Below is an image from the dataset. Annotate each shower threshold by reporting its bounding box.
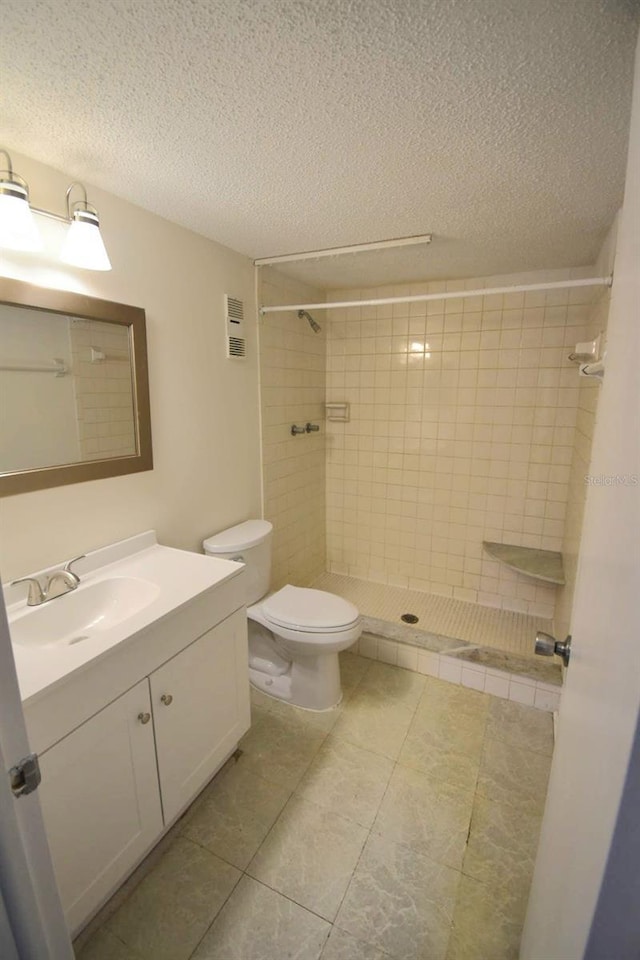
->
[311,572,562,709]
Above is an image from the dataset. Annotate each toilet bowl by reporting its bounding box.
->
[203,520,362,710]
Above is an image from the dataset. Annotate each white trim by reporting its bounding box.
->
[254,233,433,266]
[259,276,613,315]
[0,591,73,958]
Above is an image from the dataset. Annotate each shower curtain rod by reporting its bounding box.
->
[259,276,612,315]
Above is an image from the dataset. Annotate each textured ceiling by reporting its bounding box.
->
[1,0,638,288]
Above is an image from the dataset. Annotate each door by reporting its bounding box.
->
[521,33,640,959]
[38,680,163,935]
[150,608,250,824]
[0,589,73,960]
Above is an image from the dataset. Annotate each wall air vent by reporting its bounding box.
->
[225,295,246,359]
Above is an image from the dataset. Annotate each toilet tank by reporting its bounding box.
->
[203,519,272,605]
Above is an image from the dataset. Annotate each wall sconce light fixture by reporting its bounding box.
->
[0,150,43,252]
[0,149,112,271]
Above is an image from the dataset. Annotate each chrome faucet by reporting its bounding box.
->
[12,555,86,606]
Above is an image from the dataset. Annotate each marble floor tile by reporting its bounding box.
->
[193,875,330,960]
[75,929,144,960]
[105,837,240,960]
[396,677,490,792]
[248,795,368,921]
[295,735,394,828]
[373,765,474,869]
[321,926,392,959]
[398,718,484,794]
[476,738,552,814]
[331,692,415,760]
[355,660,426,710]
[445,874,527,960]
[418,676,490,726]
[463,795,542,889]
[339,650,371,699]
[180,760,291,869]
[336,833,460,960]
[238,705,326,789]
[485,698,554,756]
[74,648,552,960]
[250,687,344,733]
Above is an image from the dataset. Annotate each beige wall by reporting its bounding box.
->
[0,151,261,579]
[258,268,326,589]
[325,269,600,618]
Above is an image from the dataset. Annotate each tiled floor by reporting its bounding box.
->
[312,572,552,658]
[75,652,553,960]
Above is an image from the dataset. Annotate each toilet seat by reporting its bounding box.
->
[262,585,359,634]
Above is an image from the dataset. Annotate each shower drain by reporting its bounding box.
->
[401,613,419,624]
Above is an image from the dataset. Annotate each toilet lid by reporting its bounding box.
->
[262,585,359,632]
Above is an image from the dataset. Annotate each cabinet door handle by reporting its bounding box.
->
[137,712,151,725]
[160,694,173,706]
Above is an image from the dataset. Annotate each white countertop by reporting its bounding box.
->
[5,532,244,704]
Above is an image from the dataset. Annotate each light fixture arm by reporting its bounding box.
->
[0,149,30,200]
[0,149,14,177]
[66,181,93,219]
[32,182,99,226]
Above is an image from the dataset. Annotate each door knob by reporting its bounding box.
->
[160,693,173,706]
[137,712,151,724]
[535,631,572,667]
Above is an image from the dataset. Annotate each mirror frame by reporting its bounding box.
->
[0,277,153,496]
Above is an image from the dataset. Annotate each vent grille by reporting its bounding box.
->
[227,298,243,320]
[225,295,246,359]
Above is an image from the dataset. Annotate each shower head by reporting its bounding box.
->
[298,309,321,333]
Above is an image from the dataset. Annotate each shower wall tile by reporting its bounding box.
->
[325,268,600,618]
[259,268,326,589]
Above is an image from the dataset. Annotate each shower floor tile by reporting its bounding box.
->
[311,571,550,658]
[76,653,552,960]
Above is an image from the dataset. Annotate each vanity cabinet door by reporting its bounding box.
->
[37,679,163,935]
[150,607,250,825]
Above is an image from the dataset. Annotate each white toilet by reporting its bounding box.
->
[203,520,362,710]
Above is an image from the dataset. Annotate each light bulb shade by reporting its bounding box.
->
[0,180,43,251]
[60,209,112,271]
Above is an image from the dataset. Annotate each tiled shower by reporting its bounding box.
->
[257,260,611,657]
[258,267,328,590]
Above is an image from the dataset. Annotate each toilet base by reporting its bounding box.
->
[249,650,343,711]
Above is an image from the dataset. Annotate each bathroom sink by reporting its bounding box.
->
[6,531,246,705]
[10,577,161,648]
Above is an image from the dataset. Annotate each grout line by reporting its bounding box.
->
[238,871,335,926]
[187,721,337,957]
[185,867,243,960]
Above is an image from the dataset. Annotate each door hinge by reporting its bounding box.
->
[9,753,41,798]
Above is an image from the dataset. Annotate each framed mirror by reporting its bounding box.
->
[0,278,152,496]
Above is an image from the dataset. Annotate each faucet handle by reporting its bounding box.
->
[64,555,86,583]
[12,577,45,606]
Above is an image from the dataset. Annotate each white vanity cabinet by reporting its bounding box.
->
[37,680,163,934]
[150,608,249,824]
[28,583,250,936]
